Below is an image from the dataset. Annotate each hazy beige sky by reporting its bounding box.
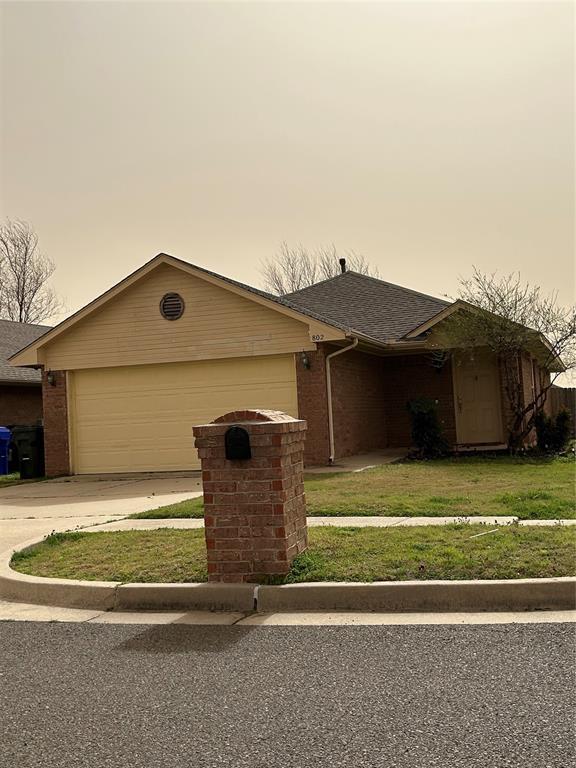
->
[1,1,574,326]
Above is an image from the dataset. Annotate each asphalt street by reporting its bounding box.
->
[1,621,574,768]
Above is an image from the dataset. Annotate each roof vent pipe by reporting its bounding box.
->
[339,258,346,273]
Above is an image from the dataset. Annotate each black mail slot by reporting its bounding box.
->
[225,426,252,461]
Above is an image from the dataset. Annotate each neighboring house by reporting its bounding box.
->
[9,253,557,477]
[0,319,51,427]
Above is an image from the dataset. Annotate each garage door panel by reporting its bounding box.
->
[70,355,297,473]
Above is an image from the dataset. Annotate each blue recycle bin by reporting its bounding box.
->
[0,427,11,476]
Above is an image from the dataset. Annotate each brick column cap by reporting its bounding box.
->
[193,410,306,438]
[214,409,300,424]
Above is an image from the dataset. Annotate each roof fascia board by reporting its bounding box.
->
[404,301,461,338]
[356,341,430,357]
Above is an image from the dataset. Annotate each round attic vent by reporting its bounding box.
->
[160,293,185,321]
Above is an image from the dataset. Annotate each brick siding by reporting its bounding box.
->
[540,368,553,417]
[42,371,70,477]
[296,345,457,462]
[498,352,551,446]
[296,345,388,464]
[296,347,330,465]
[382,353,456,447]
[0,384,43,427]
[498,354,515,444]
[330,348,387,457]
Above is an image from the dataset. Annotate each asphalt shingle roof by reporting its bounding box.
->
[171,256,449,342]
[284,271,450,342]
[0,319,51,384]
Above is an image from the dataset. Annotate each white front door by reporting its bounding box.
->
[453,349,504,445]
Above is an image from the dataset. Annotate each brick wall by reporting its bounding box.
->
[296,345,388,463]
[296,347,330,465]
[0,385,43,426]
[498,354,515,444]
[382,353,456,447]
[42,370,70,477]
[296,345,457,461]
[193,409,308,583]
[331,348,387,458]
[540,368,553,417]
[520,352,537,445]
[498,352,551,446]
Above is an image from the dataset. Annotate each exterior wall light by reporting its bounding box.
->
[301,352,311,370]
[47,371,56,386]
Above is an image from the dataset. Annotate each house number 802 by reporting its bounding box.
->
[311,334,325,341]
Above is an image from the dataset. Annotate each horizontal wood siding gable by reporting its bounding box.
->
[42,264,315,370]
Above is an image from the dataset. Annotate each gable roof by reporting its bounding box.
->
[285,271,451,342]
[9,253,352,367]
[0,319,51,383]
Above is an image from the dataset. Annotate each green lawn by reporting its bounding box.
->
[0,472,45,489]
[130,456,576,520]
[0,473,20,487]
[11,525,576,583]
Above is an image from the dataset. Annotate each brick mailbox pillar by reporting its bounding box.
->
[193,409,308,583]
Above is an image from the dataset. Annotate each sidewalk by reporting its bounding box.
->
[0,598,573,626]
[84,515,576,533]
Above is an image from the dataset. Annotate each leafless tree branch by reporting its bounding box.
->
[260,242,379,295]
[0,219,62,324]
[439,268,576,449]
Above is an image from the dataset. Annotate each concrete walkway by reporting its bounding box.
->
[84,515,576,533]
[306,448,408,474]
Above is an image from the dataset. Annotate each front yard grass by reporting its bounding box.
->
[129,455,576,520]
[11,525,576,583]
[0,473,20,487]
[0,472,45,488]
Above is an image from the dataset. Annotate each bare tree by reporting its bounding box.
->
[0,219,62,324]
[260,242,379,295]
[438,268,576,449]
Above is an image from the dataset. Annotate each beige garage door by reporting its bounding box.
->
[69,354,298,474]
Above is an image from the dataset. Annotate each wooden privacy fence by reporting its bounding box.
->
[548,386,576,437]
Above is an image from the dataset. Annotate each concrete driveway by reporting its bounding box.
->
[0,473,202,551]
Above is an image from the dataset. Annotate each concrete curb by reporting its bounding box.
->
[0,535,119,610]
[1,535,575,613]
[115,584,255,612]
[257,579,576,613]
[0,536,255,612]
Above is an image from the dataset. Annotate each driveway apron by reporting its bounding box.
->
[0,474,202,551]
